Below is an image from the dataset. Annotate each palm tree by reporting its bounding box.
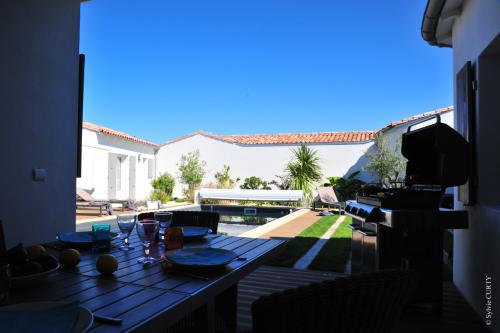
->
[286,144,322,200]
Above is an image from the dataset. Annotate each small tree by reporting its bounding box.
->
[365,135,406,187]
[178,150,206,201]
[150,172,175,203]
[240,176,271,190]
[214,165,239,189]
[286,143,322,199]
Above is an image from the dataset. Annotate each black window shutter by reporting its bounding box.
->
[77,54,85,178]
[456,61,475,205]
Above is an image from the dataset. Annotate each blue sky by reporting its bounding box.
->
[80,0,452,144]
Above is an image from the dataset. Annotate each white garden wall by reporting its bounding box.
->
[156,134,374,198]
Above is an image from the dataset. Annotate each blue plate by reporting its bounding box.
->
[56,231,118,245]
[181,227,211,240]
[165,247,238,269]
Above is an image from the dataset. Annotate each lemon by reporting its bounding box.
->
[96,254,118,275]
[59,249,81,267]
[25,245,46,259]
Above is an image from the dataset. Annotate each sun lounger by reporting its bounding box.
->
[76,187,134,214]
[312,186,345,213]
[76,187,113,216]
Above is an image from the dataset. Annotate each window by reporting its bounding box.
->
[116,157,122,191]
[148,159,154,179]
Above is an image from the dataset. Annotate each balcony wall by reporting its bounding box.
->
[0,0,81,247]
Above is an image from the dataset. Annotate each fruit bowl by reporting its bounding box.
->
[11,255,60,288]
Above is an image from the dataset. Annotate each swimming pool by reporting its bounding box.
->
[199,205,295,235]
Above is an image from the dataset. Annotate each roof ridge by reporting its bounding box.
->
[219,129,376,137]
[82,121,158,147]
[377,105,454,133]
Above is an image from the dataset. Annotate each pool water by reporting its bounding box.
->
[200,205,295,235]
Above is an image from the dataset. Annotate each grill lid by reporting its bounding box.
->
[402,114,471,188]
[345,201,385,222]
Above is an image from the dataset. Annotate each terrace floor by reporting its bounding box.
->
[237,265,489,333]
[76,207,136,221]
[76,202,194,222]
[258,210,321,239]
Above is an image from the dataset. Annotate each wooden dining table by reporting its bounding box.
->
[7,231,285,333]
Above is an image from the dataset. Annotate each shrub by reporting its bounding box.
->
[240,176,271,190]
[150,172,175,197]
[150,190,170,203]
[178,150,206,201]
[214,165,239,189]
[149,172,175,203]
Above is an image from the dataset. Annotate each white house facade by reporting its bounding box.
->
[77,107,454,202]
[422,0,500,328]
[77,122,157,201]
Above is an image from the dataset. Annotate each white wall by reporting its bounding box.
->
[449,0,500,329]
[156,134,374,197]
[77,128,156,201]
[0,0,81,247]
[381,111,455,151]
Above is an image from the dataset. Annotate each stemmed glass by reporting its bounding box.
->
[117,215,136,251]
[154,211,173,241]
[136,220,159,264]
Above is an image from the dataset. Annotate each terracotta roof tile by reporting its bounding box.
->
[89,106,454,148]
[378,106,454,132]
[162,130,375,145]
[83,122,159,147]
[220,131,376,144]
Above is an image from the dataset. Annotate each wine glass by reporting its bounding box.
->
[136,220,159,264]
[117,215,136,251]
[154,211,173,241]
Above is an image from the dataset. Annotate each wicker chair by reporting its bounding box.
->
[138,211,219,234]
[251,269,418,333]
[171,211,219,234]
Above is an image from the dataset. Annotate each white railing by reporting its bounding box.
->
[194,188,304,205]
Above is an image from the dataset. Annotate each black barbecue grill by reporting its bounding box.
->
[346,114,470,314]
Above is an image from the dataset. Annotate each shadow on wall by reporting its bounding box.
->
[344,144,376,183]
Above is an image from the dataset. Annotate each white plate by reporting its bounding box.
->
[0,302,93,333]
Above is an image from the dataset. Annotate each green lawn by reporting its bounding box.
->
[268,215,339,267]
[308,216,352,272]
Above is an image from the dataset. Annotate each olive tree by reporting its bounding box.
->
[178,150,206,201]
[364,135,406,187]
